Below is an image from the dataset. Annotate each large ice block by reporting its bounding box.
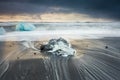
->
[16,22,36,31]
[40,38,76,57]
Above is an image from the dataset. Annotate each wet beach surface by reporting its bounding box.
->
[0,37,120,80]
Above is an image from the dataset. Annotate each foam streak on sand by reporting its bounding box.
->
[42,39,120,80]
[0,42,28,78]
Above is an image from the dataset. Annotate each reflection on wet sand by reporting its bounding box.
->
[0,38,120,80]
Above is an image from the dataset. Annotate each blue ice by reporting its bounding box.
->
[16,22,36,31]
[0,27,6,35]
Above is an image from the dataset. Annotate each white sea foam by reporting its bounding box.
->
[0,22,120,41]
[0,29,120,41]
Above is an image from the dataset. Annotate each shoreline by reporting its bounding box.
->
[0,37,120,80]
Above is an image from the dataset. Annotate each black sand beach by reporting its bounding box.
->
[0,37,120,80]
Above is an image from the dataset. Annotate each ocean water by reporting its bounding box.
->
[1,22,120,30]
[0,22,120,41]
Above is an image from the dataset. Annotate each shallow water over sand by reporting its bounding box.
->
[0,38,120,80]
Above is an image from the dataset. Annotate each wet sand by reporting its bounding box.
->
[0,37,120,80]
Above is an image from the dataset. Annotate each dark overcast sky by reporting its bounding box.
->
[0,0,120,20]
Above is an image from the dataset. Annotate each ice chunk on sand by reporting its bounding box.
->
[0,27,6,35]
[16,22,36,31]
[40,38,76,57]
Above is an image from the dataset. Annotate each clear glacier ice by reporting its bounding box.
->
[40,38,76,57]
[16,22,36,31]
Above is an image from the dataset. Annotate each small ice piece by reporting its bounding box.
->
[16,22,36,31]
[40,38,76,57]
[0,27,6,35]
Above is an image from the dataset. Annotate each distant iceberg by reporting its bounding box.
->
[16,22,36,31]
[0,27,6,35]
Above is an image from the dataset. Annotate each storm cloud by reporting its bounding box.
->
[0,0,120,20]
